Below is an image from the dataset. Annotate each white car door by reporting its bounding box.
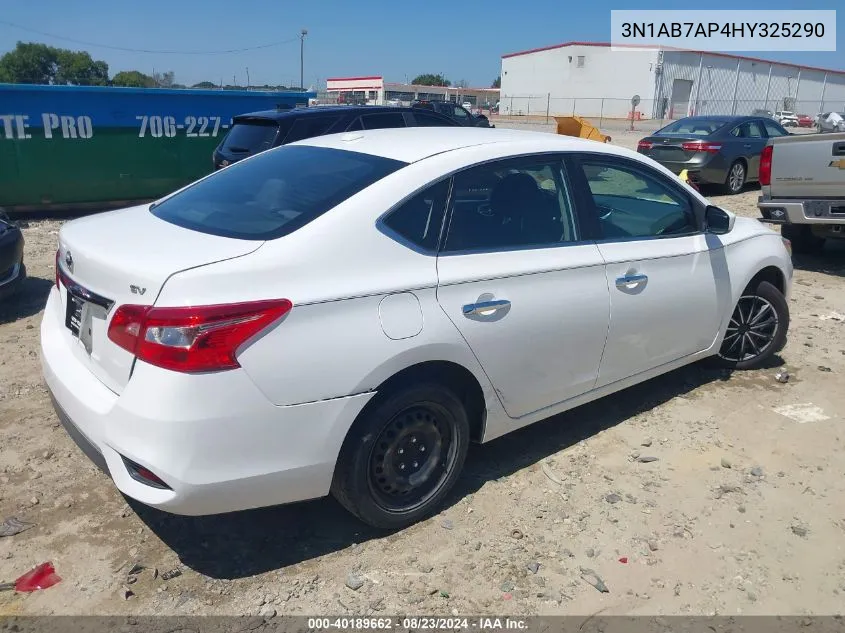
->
[572,155,721,388]
[435,155,610,419]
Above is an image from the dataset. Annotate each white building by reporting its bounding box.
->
[500,41,845,120]
[325,76,499,108]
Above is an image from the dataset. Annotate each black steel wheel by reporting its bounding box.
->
[332,383,470,529]
[717,280,788,370]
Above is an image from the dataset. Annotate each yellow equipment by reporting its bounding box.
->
[553,116,611,143]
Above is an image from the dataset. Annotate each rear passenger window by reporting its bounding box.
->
[443,156,577,252]
[381,180,450,252]
[361,113,407,129]
[763,120,786,137]
[282,116,339,143]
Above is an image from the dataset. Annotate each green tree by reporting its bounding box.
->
[0,41,109,85]
[0,42,57,84]
[492,75,501,89]
[112,70,156,88]
[55,49,109,85]
[192,81,218,89]
[411,73,450,87]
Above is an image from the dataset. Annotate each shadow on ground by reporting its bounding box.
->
[134,363,730,580]
[0,276,53,324]
[791,238,845,278]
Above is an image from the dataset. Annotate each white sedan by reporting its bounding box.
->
[41,128,792,529]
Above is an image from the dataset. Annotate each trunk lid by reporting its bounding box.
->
[56,204,263,393]
[639,135,712,162]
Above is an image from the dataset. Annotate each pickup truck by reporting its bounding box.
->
[757,132,845,252]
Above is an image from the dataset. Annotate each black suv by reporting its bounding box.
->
[411,100,493,128]
[213,105,458,169]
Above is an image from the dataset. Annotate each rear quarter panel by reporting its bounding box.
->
[767,132,845,198]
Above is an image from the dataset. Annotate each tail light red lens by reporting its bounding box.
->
[760,145,773,186]
[637,140,653,150]
[107,299,292,373]
[681,141,722,153]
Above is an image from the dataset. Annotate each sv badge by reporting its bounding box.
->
[130,285,147,295]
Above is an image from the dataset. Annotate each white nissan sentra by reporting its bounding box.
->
[41,127,792,529]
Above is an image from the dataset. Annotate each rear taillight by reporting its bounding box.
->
[760,145,773,186]
[681,141,722,153]
[637,140,653,151]
[107,299,292,373]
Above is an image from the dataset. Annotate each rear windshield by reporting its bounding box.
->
[655,119,726,136]
[220,120,281,154]
[151,145,406,240]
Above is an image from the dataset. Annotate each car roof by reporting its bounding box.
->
[677,115,762,122]
[292,127,628,163]
[234,105,423,122]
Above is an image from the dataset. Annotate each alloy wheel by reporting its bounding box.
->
[719,295,779,363]
[729,163,745,192]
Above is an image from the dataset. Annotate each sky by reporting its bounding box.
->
[0,0,843,90]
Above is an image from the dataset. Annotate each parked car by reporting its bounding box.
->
[411,100,493,128]
[774,111,799,127]
[461,101,473,110]
[43,128,792,529]
[751,108,774,119]
[637,115,790,194]
[816,112,845,133]
[758,130,845,252]
[0,215,25,300]
[212,105,459,170]
[797,114,815,128]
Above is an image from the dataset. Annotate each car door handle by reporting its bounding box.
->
[743,143,752,148]
[615,274,648,288]
[462,299,511,316]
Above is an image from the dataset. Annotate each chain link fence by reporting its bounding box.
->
[495,95,845,133]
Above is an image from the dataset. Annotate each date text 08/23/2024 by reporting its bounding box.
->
[307,618,528,630]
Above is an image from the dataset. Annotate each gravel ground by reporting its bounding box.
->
[1,124,844,617]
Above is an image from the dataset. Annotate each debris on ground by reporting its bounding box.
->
[0,562,61,592]
[440,519,454,530]
[605,493,622,504]
[818,366,832,372]
[541,461,563,485]
[160,568,182,581]
[345,572,365,591]
[618,557,628,564]
[510,529,524,540]
[637,456,659,463]
[775,371,790,383]
[0,517,35,538]
[721,457,733,469]
[526,562,540,574]
[580,568,609,593]
[791,524,809,538]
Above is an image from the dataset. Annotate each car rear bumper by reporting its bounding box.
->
[648,156,728,185]
[758,197,845,225]
[40,286,374,516]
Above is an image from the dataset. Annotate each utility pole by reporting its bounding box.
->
[246,67,250,90]
[300,29,308,90]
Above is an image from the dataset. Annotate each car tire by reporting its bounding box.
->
[715,280,789,370]
[331,382,470,530]
[723,161,746,194]
[781,224,825,254]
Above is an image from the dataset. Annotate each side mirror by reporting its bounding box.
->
[705,205,735,234]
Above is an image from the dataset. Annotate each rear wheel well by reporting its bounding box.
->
[745,266,785,295]
[362,361,487,443]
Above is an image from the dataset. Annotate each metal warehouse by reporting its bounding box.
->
[500,41,845,120]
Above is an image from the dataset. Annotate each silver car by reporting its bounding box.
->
[817,112,845,133]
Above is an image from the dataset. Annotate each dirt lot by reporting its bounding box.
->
[1,128,844,618]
